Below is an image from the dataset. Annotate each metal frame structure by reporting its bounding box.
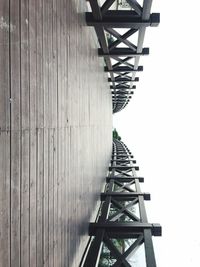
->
[81,139,161,267]
[86,0,160,113]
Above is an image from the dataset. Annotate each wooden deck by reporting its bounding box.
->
[0,1,112,266]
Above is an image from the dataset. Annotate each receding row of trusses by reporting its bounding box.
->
[86,0,160,113]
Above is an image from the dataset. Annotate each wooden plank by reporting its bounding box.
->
[68,0,78,127]
[60,129,65,267]
[20,0,30,266]
[0,0,10,266]
[29,0,37,265]
[56,0,62,266]
[48,129,54,267]
[10,71,21,267]
[43,128,49,267]
[21,129,30,267]
[47,0,54,265]
[0,0,10,131]
[56,0,62,265]
[52,0,58,265]
[0,132,10,267]
[43,0,49,264]
[36,0,44,266]
[61,0,68,265]
[62,0,68,128]
[36,129,44,267]
[36,0,44,129]
[53,129,58,267]
[68,126,76,265]
[10,0,21,266]
[29,60,37,265]
[64,126,69,266]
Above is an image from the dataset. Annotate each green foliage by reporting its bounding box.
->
[98,244,116,267]
[106,33,115,45]
[98,239,124,267]
[113,128,121,141]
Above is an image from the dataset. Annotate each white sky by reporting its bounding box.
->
[113,1,200,266]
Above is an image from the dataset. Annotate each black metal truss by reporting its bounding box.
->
[86,0,160,113]
[81,139,161,267]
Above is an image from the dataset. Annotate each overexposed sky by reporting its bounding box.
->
[113,1,200,266]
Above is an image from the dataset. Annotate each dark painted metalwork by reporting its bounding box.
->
[86,0,160,113]
[81,139,161,267]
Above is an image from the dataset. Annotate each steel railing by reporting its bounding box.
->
[86,0,160,113]
[81,138,161,267]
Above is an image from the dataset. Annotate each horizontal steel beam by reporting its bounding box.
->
[112,95,131,98]
[86,12,160,28]
[98,47,149,57]
[112,91,132,93]
[110,85,136,89]
[108,77,139,82]
[89,222,162,237]
[105,66,143,72]
[112,92,134,95]
[106,177,144,183]
[111,159,136,163]
[113,101,128,103]
[109,166,139,171]
[112,154,133,157]
[101,192,151,201]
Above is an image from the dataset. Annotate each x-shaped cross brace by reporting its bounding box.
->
[103,233,144,267]
[114,180,135,192]
[108,197,139,222]
[106,28,138,51]
[112,56,135,69]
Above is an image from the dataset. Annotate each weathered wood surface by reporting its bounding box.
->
[0,0,112,266]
